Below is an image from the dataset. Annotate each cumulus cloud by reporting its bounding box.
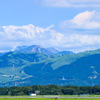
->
[0,24,64,51]
[61,11,100,29]
[41,0,100,8]
[0,24,100,52]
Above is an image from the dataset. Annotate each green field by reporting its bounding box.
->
[0,95,100,100]
[0,98,99,100]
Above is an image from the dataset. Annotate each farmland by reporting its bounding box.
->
[0,97,99,100]
[0,95,100,100]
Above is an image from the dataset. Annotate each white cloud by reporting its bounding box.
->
[1,24,100,52]
[61,11,100,29]
[41,0,100,8]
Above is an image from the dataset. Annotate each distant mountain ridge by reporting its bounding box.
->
[14,45,53,55]
[14,46,28,51]
[46,47,59,53]
[14,45,74,55]
[0,45,100,87]
[56,51,74,55]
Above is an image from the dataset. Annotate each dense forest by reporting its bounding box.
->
[0,85,100,96]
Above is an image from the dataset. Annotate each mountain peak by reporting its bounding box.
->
[14,45,53,55]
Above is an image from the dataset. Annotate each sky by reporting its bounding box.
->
[0,0,100,53]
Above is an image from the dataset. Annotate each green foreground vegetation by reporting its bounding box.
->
[0,98,99,100]
[0,95,100,100]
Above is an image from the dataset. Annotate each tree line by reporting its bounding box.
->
[0,85,100,96]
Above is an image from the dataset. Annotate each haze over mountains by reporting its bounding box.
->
[0,45,100,87]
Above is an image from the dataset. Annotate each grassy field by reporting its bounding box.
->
[0,95,100,100]
[0,98,100,100]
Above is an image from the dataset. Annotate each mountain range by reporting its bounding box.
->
[0,45,100,87]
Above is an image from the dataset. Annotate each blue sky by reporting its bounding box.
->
[0,0,82,27]
[0,0,100,52]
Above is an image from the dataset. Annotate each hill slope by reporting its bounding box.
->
[0,47,100,86]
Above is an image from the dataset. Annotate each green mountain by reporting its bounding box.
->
[0,46,100,86]
[49,54,100,86]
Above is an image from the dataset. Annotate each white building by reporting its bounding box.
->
[30,93,36,96]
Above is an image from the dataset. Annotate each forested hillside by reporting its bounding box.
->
[0,45,100,86]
